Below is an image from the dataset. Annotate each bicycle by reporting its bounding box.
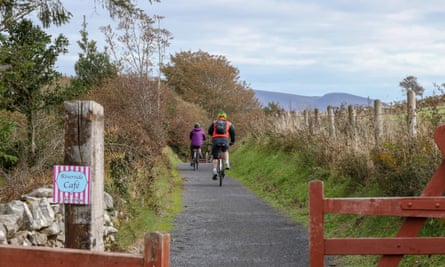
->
[215,145,225,186]
[192,148,200,171]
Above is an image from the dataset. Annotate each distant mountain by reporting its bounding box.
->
[254,90,374,111]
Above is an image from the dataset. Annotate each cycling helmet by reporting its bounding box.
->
[217,112,227,119]
[194,123,200,128]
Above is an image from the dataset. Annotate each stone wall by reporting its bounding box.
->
[0,187,117,249]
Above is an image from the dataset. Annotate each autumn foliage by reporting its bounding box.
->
[162,50,263,138]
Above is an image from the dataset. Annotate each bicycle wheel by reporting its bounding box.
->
[194,151,199,171]
[218,158,223,187]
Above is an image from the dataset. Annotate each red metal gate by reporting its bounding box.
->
[309,125,445,267]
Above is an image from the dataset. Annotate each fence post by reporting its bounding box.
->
[144,232,170,267]
[348,105,358,148]
[64,101,104,251]
[374,100,383,145]
[292,111,300,131]
[407,89,417,137]
[304,109,310,129]
[313,108,320,135]
[327,106,336,138]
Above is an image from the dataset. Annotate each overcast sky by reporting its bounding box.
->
[48,0,445,103]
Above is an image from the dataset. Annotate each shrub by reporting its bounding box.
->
[371,136,441,196]
[336,150,370,187]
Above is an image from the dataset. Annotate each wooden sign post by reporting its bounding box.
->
[63,101,104,251]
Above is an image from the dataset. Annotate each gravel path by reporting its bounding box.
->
[170,162,314,267]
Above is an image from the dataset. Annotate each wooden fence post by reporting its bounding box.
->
[407,89,417,137]
[327,106,336,138]
[64,101,104,251]
[313,108,320,135]
[374,99,383,145]
[292,111,300,131]
[348,105,358,148]
[304,109,310,129]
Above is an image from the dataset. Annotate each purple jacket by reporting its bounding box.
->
[190,128,206,147]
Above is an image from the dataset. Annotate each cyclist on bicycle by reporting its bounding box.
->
[208,112,235,180]
[190,123,207,166]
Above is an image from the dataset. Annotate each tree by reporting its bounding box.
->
[94,0,160,18]
[0,19,68,160]
[399,75,425,97]
[0,0,159,31]
[101,9,171,141]
[0,0,71,30]
[102,9,171,78]
[0,117,18,168]
[72,16,117,94]
[161,50,261,118]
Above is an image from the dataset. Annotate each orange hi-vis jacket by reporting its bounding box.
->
[212,119,232,138]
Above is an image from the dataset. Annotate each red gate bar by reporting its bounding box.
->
[326,237,445,255]
[0,232,170,267]
[325,197,445,217]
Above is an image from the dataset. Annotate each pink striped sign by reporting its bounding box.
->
[53,165,91,205]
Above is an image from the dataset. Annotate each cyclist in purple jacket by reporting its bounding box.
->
[190,123,206,165]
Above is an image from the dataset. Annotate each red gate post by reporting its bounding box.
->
[143,232,170,267]
[162,233,170,266]
[309,180,325,267]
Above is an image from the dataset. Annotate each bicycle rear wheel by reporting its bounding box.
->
[194,151,199,171]
[218,158,224,186]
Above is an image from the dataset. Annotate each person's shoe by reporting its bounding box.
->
[225,161,230,170]
[212,168,217,180]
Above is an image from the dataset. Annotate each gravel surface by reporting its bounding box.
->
[170,162,319,267]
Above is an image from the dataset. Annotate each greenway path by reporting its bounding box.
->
[170,162,327,267]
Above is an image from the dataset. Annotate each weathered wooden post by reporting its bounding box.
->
[407,89,417,137]
[327,106,336,138]
[348,105,358,148]
[313,108,320,135]
[64,101,104,251]
[374,100,383,145]
[304,109,310,129]
[291,112,300,131]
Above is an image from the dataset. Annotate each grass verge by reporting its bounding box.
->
[114,146,183,252]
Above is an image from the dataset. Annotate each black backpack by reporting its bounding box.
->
[215,120,227,134]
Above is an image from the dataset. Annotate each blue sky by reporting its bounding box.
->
[48,0,445,103]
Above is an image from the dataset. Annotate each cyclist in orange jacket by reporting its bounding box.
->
[208,112,235,180]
